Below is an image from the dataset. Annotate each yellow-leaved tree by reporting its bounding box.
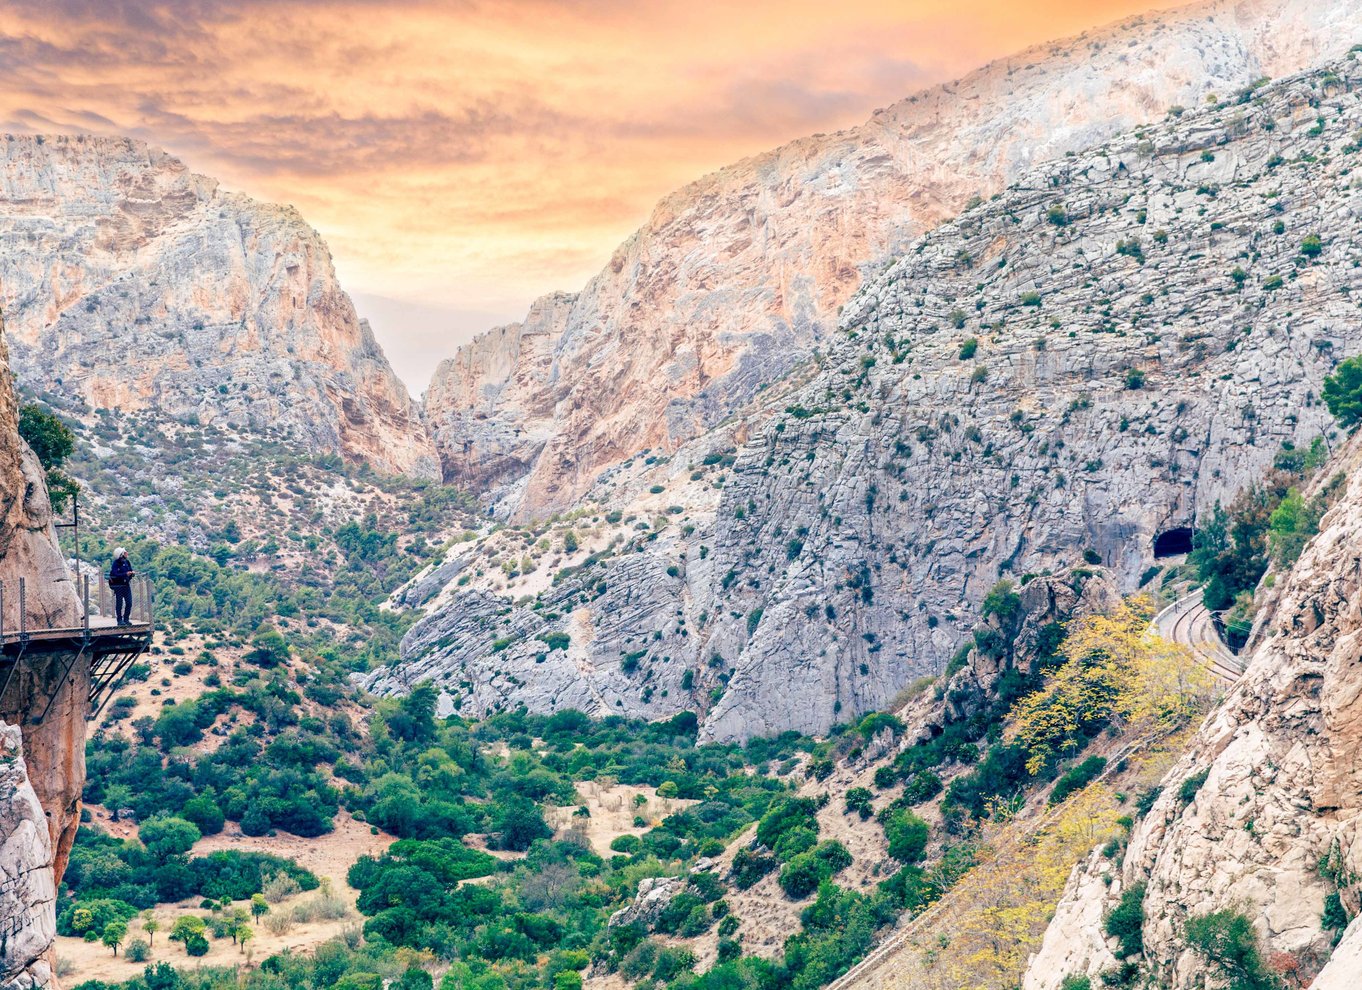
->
[1012,595,1213,775]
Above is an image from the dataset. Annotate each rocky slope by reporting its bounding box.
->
[0,134,438,480]
[372,49,1362,741]
[0,321,82,988]
[1022,434,1362,989]
[424,0,1361,520]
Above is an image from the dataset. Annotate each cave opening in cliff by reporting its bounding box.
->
[1153,527,1194,558]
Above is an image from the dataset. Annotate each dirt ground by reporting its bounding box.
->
[545,781,696,856]
[55,812,393,985]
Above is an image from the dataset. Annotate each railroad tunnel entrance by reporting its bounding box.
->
[1153,527,1195,558]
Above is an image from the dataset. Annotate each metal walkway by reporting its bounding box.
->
[0,574,155,722]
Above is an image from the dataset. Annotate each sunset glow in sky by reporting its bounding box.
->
[0,0,1187,386]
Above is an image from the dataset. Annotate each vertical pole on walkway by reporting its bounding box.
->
[83,576,90,638]
[19,578,26,640]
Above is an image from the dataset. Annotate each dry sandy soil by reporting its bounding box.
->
[545,781,696,856]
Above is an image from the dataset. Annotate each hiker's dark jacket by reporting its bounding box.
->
[110,557,133,587]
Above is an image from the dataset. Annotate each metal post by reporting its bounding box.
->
[1,581,5,646]
[19,578,26,640]
[83,576,90,638]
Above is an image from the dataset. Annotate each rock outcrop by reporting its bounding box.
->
[0,725,56,990]
[1023,433,1362,988]
[0,321,82,986]
[424,0,1361,519]
[375,50,1362,741]
[0,134,438,480]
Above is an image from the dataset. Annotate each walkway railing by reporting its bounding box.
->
[0,574,154,646]
[0,575,155,722]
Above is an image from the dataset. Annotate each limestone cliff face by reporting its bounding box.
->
[1022,435,1362,989]
[0,725,56,990]
[0,322,81,987]
[374,51,1362,741]
[0,134,438,480]
[425,0,1360,519]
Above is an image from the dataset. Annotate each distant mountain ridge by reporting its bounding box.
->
[371,45,1362,743]
[0,134,438,480]
[423,0,1361,520]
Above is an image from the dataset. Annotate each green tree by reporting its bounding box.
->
[1103,883,1146,957]
[1323,355,1362,430]
[883,809,930,863]
[142,911,160,946]
[1184,909,1276,989]
[494,795,552,851]
[17,403,79,511]
[139,816,202,860]
[387,681,437,743]
[102,920,128,956]
[250,893,269,921]
[247,627,290,667]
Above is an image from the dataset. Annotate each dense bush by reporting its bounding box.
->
[778,842,853,899]
[1103,882,1146,958]
[1323,355,1362,429]
[1049,756,1107,806]
[1183,909,1276,989]
[881,810,930,864]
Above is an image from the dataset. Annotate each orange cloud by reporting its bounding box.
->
[0,0,1189,370]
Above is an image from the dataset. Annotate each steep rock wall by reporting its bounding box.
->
[0,320,84,988]
[1023,435,1362,987]
[425,0,1361,519]
[0,134,438,480]
[376,52,1362,741]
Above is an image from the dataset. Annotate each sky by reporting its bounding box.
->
[0,0,1189,391]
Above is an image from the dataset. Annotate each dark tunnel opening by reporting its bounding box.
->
[1153,527,1195,558]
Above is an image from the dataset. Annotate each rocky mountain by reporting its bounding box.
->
[367,44,1362,740]
[0,134,438,481]
[424,0,1360,521]
[1022,431,1362,988]
[370,47,1362,742]
[0,320,82,988]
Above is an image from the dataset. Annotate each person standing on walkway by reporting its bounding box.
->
[109,548,134,625]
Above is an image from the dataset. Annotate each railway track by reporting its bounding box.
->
[1152,592,1245,684]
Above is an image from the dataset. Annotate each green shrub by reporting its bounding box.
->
[958,338,978,360]
[882,809,929,864]
[538,632,570,652]
[731,849,777,889]
[755,797,819,849]
[1059,978,1092,990]
[844,788,874,820]
[1183,909,1276,989]
[1049,756,1107,806]
[1178,769,1210,805]
[1323,355,1362,429]
[773,827,818,862]
[902,770,942,804]
[1103,882,1146,958]
[777,842,851,899]
[1322,891,1349,936]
